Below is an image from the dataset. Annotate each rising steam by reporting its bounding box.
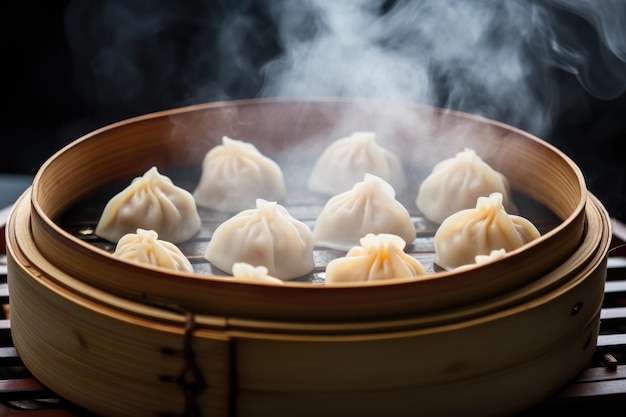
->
[64,0,626,137]
[260,0,626,137]
[63,0,626,219]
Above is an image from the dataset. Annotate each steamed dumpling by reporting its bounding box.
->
[313,174,416,251]
[112,229,193,273]
[193,136,286,212]
[434,192,540,270]
[416,148,516,224]
[95,167,201,244]
[454,248,508,271]
[325,233,426,284]
[231,262,284,284]
[205,199,314,280]
[308,131,406,196]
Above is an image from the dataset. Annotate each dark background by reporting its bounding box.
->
[2,1,626,222]
[1,1,282,174]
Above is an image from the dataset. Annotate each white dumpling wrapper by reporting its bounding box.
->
[325,233,426,284]
[205,199,314,279]
[95,167,201,244]
[434,192,540,270]
[231,262,284,284]
[416,148,516,224]
[313,174,416,251]
[112,229,194,273]
[193,136,286,212]
[454,248,508,271]
[308,131,406,196]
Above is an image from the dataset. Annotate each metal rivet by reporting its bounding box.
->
[571,302,584,316]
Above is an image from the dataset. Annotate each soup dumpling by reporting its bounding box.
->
[205,199,314,280]
[434,192,540,270]
[112,229,193,273]
[454,248,508,271]
[313,174,416,251]
[231,262,284,284]
[325,233,426,284]
[416,148,516,224]
[193,136,286,212]
[95,167,201,244]
[308,131,405,196]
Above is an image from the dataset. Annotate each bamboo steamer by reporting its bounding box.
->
[7,191,610,417]
[23,98,587,321]
[5,98,610,416]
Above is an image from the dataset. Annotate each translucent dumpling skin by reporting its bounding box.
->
[95,167,201,244]
[205,199,315,280]
[231,262,284,284]
[193,136,286,212]
[434,192,540,270]
[416,148,516,224]
[454,248,508,271]
[325,233,426,284]
[313,174,416,251]
[308,131,406,196]
[113,229,194,273]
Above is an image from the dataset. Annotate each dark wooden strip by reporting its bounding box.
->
[571,366,626,383]
[0,320,11,333]
[0,320,12,347]
[607,264,626,280]
[0,347,22,368]
[0,205,12,256]
[0,378,54,402]
[0,407,76,416]
[522,395,626,416]
[554,377,626,399]
[0,283,9,304]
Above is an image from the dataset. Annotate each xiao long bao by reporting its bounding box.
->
[230,262,284,285]
[308,131,406,196]
[193,136,286,212]
[112,229,194,273]
[204,199,315,280]
[416,148,517,224]
[455,249,508,271]
[95,166,201,244]
[325,233,426,284]
[313,173,416,251]
[434,192,541,270]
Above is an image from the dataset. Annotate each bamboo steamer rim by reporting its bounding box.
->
[7,190,609,417]
[26,98,589,320]
[8,188,610,337]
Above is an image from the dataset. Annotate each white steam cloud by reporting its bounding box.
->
[258,0,626,137]
[64,0,626,138]
[63,0,626,219]
[261,1,431,102]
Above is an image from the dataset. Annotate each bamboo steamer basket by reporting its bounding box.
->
[21,98,587,320]
[5,98,610,416]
